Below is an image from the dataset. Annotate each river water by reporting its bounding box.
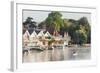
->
[23,46,91,62]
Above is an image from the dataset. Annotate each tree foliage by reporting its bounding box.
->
[60,17,91,45]
[23,17,37,29]
[45,11,63,34]
[23,12,91,45]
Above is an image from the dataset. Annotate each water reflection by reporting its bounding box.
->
[23,47,91,62]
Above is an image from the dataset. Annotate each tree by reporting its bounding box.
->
[38,21,46,29]
[78,17,89,26]
[78,17,91,43]
[45,11,63,35]
[66,19,79,43]
[23,17,37,29]
[63,17,91,45]
[75,27,87,45]
[48,38,55,48]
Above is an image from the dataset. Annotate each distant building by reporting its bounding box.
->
[23,30,30,47]
[23,29,71,49]
[44,31,51,37]
[63,32,71,46]
[37,30,44,38]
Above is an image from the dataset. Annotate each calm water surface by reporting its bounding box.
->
[23,47,91,62]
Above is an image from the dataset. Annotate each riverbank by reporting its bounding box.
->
[68,44,91,47]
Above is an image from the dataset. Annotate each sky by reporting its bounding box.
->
[23,10,91,24]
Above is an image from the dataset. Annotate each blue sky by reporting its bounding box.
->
[23,10,91,24]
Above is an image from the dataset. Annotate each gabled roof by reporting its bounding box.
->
[30,31,37,37]
[23,30,30,37]
[43,30,47,34]
[37,30,44,37]
[23,29,51,38]
[44,31,51,37]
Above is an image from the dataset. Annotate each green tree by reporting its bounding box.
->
[75,26,87,45]
[78,17,91,43]
[45,11,63,35]
[64,17,90,45]
[66,19,79,43]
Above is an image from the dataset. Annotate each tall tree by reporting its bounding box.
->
[78,17,91,43]
[63,17,91,45]
[74,26,87,45]
[23,17,37,29]
[78,17,89,26]
[45,11,63,35]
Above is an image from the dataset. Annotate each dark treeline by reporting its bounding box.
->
[23,11,91,45]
